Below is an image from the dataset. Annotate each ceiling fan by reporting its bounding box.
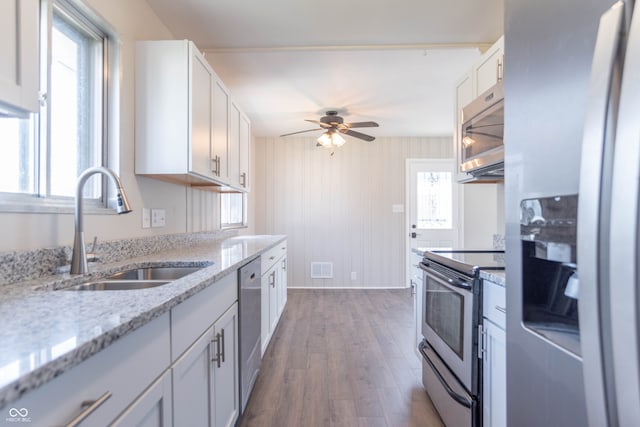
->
[280,110,379,148]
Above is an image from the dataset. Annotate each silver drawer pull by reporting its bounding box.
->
[495,305,506,314]
[65,391,112,427]
[211,333,222,368]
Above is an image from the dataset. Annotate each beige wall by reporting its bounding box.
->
[0,0,220,252]
[253,135,454,288]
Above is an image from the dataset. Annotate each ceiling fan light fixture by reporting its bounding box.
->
[317,131,345,148]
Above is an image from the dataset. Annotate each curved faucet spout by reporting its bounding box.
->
[71,167,132,275]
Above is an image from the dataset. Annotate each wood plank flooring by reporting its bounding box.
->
[239,289,444,427]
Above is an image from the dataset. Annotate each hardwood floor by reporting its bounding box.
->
[239,289,444,427]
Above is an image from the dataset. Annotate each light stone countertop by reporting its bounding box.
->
[480,270,506,286]
[0,234,286,410]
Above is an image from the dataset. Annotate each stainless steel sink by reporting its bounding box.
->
[66,266,204,291]
[103,266,203,281]
[68,280,171,291]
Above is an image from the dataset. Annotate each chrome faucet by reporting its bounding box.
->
[70,167,132,275]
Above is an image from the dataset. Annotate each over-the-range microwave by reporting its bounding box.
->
[460,81,504,180]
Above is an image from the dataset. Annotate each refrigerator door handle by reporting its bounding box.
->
[609,2,640,426]
[577,2,625,427]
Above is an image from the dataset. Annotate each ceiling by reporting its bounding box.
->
[145,0,504,138]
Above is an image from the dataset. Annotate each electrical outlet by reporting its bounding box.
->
[351,271,357,281]
[151,209,166,227]
[142,208,151,228]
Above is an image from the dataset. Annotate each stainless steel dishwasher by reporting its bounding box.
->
[238,257,262,413]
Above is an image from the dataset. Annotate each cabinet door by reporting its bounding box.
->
[261,269,271,356]
[0,0,39,113]
[268,267,278,334]
[212,303,239,427]
[228,101,241,187]
[483,319,506,427]
[189,47,214,179]
[111,370,172,427]
[173,327,214,427]
[239,113,251,190]
[278,255,288,316]
[212,78,229,181]
[473,36,504,96]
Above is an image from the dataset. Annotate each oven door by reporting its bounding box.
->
[420,263,475,391]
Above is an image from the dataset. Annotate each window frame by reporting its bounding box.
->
[0,0,121,214]
[220,191,248,229]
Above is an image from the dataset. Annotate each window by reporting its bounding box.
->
[416,171,453,229]
[221,193,246,228]
[0,0,118,211]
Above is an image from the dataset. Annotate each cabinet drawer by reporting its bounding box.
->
[171,271,238,360]
[10,313,171,426]
[261,240,287,273]
[483,279,506,329]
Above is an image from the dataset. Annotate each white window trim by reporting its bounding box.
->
[0,0,121,215]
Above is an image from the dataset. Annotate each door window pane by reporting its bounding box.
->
[416,171,452,229]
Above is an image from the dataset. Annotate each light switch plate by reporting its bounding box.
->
[151,209,165,227]
[142,208,151,228]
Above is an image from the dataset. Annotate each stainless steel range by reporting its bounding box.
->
[418,250,504,427]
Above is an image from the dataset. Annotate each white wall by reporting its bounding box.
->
[0,0,220,252]
[253,135,453,288]
[462,183,504,248]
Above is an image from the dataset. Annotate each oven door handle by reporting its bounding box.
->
[419,263,472,291]
[418,340,472,408]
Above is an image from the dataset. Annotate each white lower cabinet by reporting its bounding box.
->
[482,279,507,427]
[7,272,241,427]
[172,303,239,427]
[111,370,173,427]
[260,241,288,355]
[7,313,171,427]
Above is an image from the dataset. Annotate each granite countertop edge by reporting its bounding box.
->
[480,270,506,286]
[0,234,286,409]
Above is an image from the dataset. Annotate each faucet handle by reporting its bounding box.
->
[86,236,99,263]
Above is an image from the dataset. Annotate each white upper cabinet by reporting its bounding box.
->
[136,40,251,191]
[239,112,251,190]
[473,35,504,96]
[0,0,39,114]
[228,101,241,188]
[136,40,216,184]
[212,77,230,182]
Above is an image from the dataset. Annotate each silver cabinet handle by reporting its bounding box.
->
[211,333,222,368]
[220,328,225,363]
[495,305,506,314]
[269,271,276,287]
[211,155,221,176]
[240,172,247,187]
[477,325,487,360]
[282,259,286,271]
[65,391,112,427]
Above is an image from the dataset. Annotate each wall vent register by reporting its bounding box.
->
[310,262,333,279]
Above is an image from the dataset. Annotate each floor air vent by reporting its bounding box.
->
[310,262,333,279]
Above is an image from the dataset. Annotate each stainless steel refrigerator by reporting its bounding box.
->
[505,0,640,426]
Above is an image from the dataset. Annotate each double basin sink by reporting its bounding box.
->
[67,266,204,291]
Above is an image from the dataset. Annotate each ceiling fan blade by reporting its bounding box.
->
[341,129,376,142]
[279,128,322,137]
[305,119,332,128]
[344,121,379,129]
